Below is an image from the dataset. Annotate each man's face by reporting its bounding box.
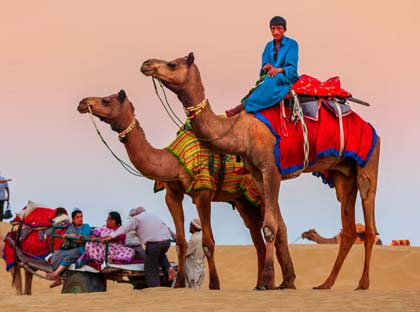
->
[271,25,286,41]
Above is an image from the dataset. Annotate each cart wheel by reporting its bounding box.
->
[61,272,106,294]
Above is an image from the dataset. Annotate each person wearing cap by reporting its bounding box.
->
[101,207,176,287]
[185,218,205,289]
[226,16,299,116]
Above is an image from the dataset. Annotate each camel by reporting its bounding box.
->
[78,90,270,290]
[302,224,382,245]
[1,233,32,295]
[140,53,381,290]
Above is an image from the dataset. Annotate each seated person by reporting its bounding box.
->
[46,209,91,288]
[84,211,135,263]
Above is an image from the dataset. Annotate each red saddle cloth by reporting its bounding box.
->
[290,74,352,98]
[254,101,377,181]
[2,207,67,271]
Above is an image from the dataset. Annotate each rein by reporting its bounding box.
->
[86,103,178,181]
[152,77,241,142]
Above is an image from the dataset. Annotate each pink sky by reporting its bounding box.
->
[1,0,419,245]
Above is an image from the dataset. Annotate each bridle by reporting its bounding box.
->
[85,101,179,181]
[151,77,241,142]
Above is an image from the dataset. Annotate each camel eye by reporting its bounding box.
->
[167,62,176,69]
[102,99,111,106]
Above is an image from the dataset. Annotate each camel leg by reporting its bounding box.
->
[314,170,358,290]
[356,137,380,290]
[193,189,220,289]
[24,270,33,295]
[234,198,265,288]
[165,185,187,288]
[259,168,282,289]
[11,264,23,295]
[275,210,296,289]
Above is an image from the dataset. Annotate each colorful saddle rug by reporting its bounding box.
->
[254,101,377,184]
[290,74,352,98]
[154,127,262,207]
[2,207,68,271]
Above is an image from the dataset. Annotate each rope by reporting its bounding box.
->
[331,99,344,157]
[86,104,179,181]
[290,90,310,169]
[151,78,242,143]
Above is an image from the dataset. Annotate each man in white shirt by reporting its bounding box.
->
[0,174,11,222]
[185,218,205,289]
[102,207,175,287]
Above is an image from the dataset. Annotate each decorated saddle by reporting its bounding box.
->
[254,75,377,186]
[154,127,262,207]
[2,205,69,271]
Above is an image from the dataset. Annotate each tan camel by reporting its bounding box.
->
[10,264,33,295]
[78,90,269,289]
[140,53,381,290]
[1,233,33,295]
[302,224,382,245]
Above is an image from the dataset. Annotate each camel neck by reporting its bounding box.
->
[121,121,180,180]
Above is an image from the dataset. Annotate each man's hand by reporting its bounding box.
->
[267,67,284,77]
[262,63,273,73]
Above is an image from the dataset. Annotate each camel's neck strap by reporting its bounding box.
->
[118,119,137,143]
[184,99,208,120]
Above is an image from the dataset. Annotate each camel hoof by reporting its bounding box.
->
[254,285,268,291]
[277,282,296,289]
[313,283,332,290]
[355,284,369,290]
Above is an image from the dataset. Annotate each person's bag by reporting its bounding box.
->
[3,201,13,219]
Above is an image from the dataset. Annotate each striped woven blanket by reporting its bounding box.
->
[154,127,261,207]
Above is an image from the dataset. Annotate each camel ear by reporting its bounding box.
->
[186,52,195,66]
[118,89,126,103]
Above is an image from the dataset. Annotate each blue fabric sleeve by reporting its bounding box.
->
[277,40,299,85]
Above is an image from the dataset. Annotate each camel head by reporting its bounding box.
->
[301,229,319,241]
[141,52,203,102]
[78,89,135,133]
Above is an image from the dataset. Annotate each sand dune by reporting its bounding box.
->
[1,222,419,311]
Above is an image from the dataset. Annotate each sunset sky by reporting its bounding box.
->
[1,0,419,246]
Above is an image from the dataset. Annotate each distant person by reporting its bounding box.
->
[185,218,205,289]
[226,16,299,116]
[84,211,135,263]
[0,173,11,222]
[101,207,175,287]
[46,209,91,288]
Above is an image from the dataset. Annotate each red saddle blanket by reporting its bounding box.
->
[2,207,67,271]
[254,101,377,181]
[290,74,352,98]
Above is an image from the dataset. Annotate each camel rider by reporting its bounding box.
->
[226,16,299,116]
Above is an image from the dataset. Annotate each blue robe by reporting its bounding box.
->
[243,36,299,112]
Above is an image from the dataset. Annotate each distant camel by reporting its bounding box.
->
[302,224,382,245]
[141,53,380,290]
[78,90,270,289]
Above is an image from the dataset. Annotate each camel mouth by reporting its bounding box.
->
[77,103,89,114]
[140,62,156,77]
[140,67,154,77]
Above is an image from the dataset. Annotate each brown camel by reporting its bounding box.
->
[10,264,33,295]
[1,233,33,295]
[78,90,269,290]
[302,224,382,245]
[140,53,381,290]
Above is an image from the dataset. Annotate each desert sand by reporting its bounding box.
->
[1,222,419,311]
